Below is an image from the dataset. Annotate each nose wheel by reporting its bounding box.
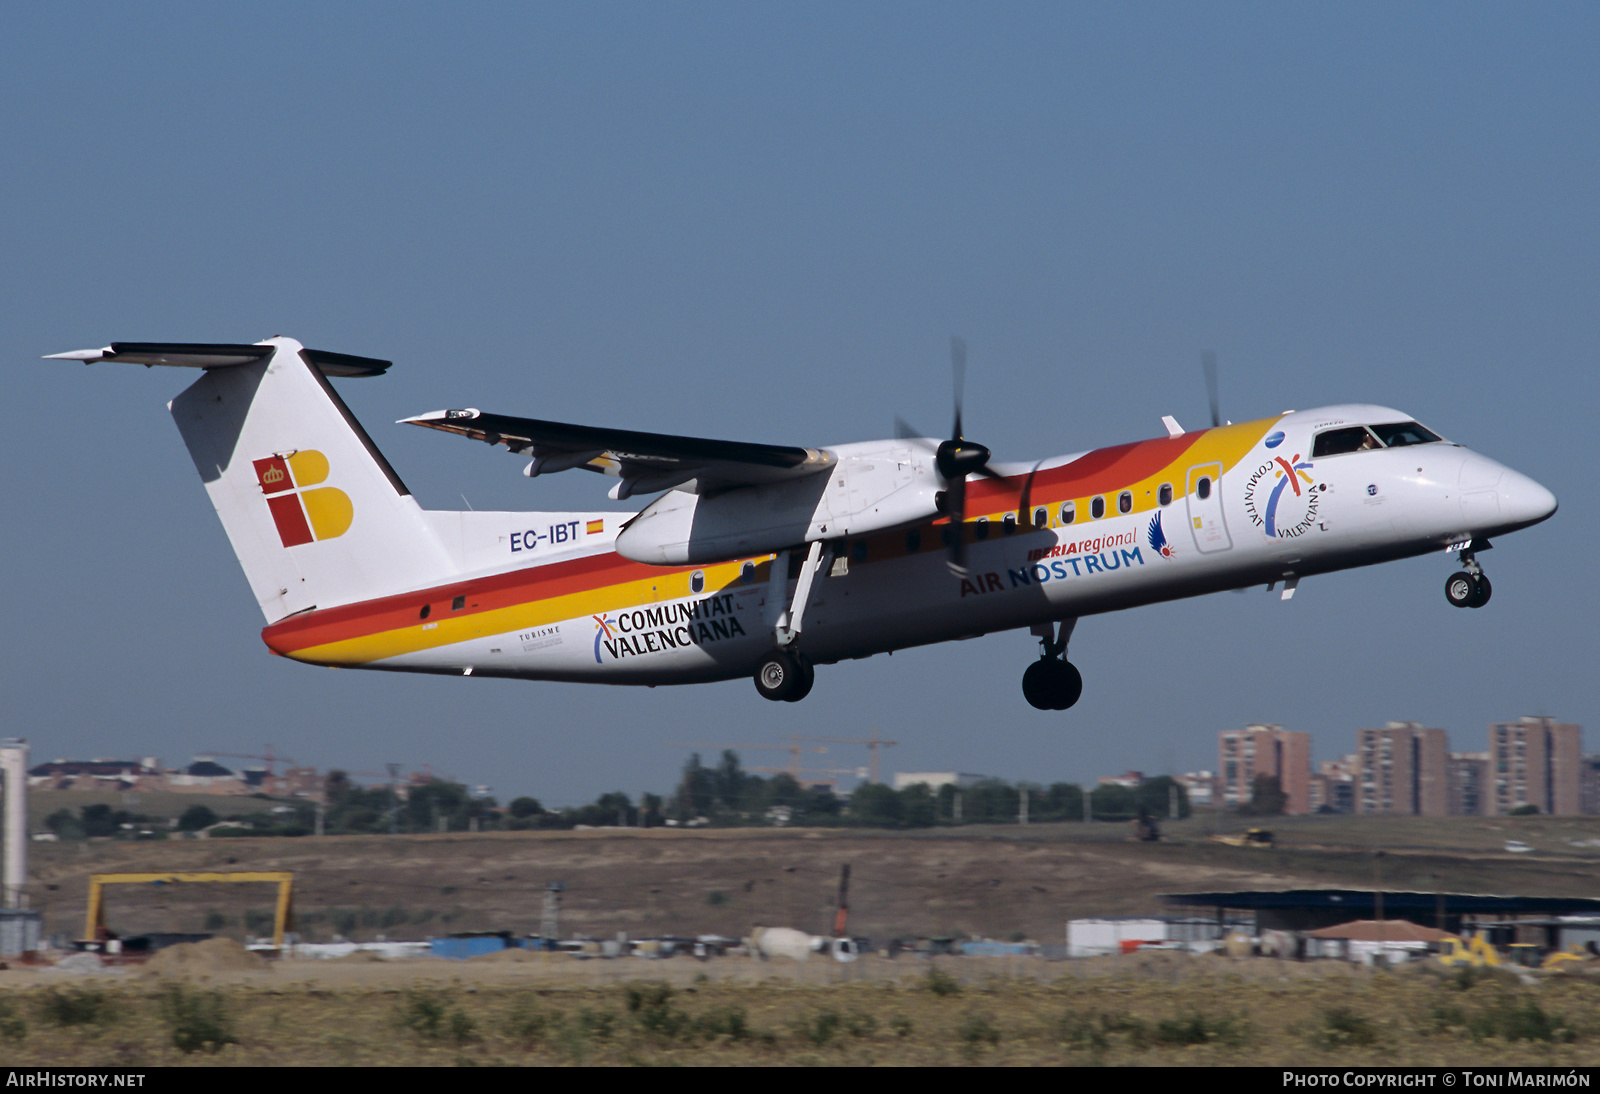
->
[1445,571,1491,608]
[1445,545,1492,608]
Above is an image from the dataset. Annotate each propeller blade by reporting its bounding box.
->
[951,335,967,440]
[1203,349,1221,429]
[895,416,930,444]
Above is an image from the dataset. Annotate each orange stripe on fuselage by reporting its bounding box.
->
[262,419,1275,666]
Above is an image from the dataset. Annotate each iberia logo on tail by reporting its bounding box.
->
[252,451,353,547]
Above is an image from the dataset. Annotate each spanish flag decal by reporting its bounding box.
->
[252,451,353,547]
[586,518,604,535]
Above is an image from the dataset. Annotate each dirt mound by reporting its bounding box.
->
[143,937,269,977]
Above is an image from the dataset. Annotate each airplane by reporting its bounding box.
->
[44,336,1557,710]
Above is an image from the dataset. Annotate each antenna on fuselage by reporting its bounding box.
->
[1203,349,1222,428]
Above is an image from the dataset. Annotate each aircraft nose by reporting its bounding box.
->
[1500,469,1558,529]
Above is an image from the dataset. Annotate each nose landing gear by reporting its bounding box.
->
[1445,543,1492,608]
[1023,618,1082,710]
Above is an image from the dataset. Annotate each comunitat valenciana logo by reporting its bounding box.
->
[253,451,353,547]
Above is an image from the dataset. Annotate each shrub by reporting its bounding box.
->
[958,1011,1001,1058]
[1151,1011,1245,1048]
[0,1000,25,1040]
[37,987,115,1029]
[925,967,961,997]
[158,986,237,1054]
[398,988,477,1045]
[1312,1007,1380,1048]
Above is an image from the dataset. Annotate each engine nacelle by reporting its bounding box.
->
[614,441,938,565]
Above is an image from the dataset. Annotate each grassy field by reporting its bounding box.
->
[2,953,1600,1066]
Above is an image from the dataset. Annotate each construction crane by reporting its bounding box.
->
[784,734,899,784]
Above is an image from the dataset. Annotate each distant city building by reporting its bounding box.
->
[1355,722,1449,816]
[1176,771,1217,809]
[1490,716,1582,815]
[1581,756,1600,817]
[1097,771,1143,789]
[1310,756,1357,814]
[1448,752,1491,816]
[892,772,987,792]
[1218,724,1311,815]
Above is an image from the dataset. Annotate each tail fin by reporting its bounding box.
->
[56,337,456,622]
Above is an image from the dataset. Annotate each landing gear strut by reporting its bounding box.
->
[1445,543,1492,609]
[754,542,828,702]
[1023,618,1082,710]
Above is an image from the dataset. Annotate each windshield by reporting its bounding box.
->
[1369,421,1443,448]
[1312,421,1444,458]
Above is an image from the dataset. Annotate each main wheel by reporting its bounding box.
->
[1022,660,1055,710]
[754,650,801,702]
[1022,659,1084,711]
[1445,571,1477,608]
[1050,660,1084,710]
[1469,574,1492,608]
[783,656,816,702]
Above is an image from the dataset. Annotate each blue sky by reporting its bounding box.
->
[4,3,1595,805]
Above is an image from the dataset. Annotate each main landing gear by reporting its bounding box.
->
[1023,618,1082,711]
[754,541,827,703]
[1445,543,1492,609]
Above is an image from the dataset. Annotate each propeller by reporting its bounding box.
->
[898,337,1002,575]
[1202,349,1222,428]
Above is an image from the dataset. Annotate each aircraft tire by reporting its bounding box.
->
[754,651,801,702]
[1022,659,1082,711]
[1445,571,1478,608]
[1470,574,1492,608]
[1050,660,1084,711]
[1022,660,1055,710]
[783,656,816,702]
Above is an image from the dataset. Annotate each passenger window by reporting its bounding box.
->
[1158,483,1173,506]
[419,604,431,620]
[691,570,705,594]
[1312,426,1382,457]
[905,530,922,554]
[740,561,756,584]
[1059,502,1076,525]
[1197,477,1211,501]
[1001,513,1017,536]
[974,517,990,540]
[1033,507,1048,528]
[1090,496,1106,520]
[451,595,466,611]
[1118,491,1132,515]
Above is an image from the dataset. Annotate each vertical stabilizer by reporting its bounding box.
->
[167,338,455,621]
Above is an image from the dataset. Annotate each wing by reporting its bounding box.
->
[401,408,835,500]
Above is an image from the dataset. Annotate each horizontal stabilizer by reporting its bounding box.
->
[47,342,391,378]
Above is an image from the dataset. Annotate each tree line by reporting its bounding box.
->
[39,751,1195,840]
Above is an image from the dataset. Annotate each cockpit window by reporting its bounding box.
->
[1369,421,1443,448]
[1312,426,1382,457]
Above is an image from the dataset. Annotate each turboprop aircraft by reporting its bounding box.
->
[45,337,1557,710]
